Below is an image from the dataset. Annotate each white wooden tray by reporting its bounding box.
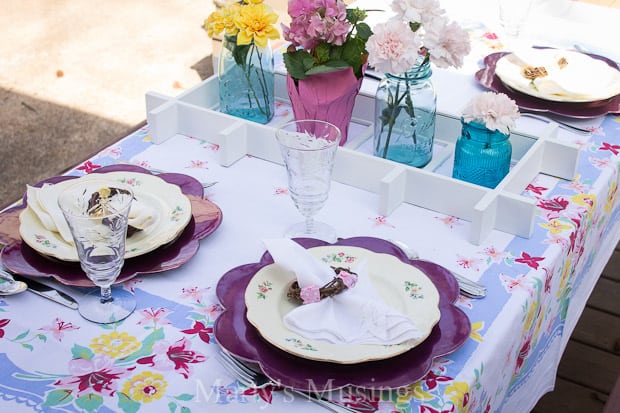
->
[144,72,579,244]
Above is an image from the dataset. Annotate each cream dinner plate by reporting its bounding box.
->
[19,172,192,262]
[244,245,441,364]
[495,48,620,103]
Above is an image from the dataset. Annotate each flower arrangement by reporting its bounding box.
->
[462,91,520,135]
[205,0,280,49]
[368,0,472,166]
[204,1,280,123]
[281,0,372,81]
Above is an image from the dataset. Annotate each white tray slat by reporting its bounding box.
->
[144,72,580,244]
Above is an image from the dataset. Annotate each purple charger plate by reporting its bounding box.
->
[0,165,223,286]
[475,51,620,118]
[214,236,471,391]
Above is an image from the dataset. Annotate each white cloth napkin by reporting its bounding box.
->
[263,238,422,346]
[495,48,620,102]
[26,183,156,245]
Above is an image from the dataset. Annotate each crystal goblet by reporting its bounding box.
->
[275,119,341,241]
[57,179,136,323]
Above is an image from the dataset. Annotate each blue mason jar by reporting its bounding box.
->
[218,35,274,124]
[374,56,436,168]
[452,119,512,188]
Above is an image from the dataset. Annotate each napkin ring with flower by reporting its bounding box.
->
[287,267,358,304]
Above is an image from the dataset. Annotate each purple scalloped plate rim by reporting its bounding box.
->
[0,165,223,286]
[475,50,620,118]
[214,236,471,391]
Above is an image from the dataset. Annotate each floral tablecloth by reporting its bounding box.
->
[2,8,620,413]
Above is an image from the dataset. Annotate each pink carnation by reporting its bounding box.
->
[367,19,421,74]
[422,16,471,69]
[462,92,520,134]
[300,285,321,304]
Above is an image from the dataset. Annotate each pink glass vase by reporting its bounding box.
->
[286,66,364,146]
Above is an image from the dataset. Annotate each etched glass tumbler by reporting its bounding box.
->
[276,120,341,242]
[58,179,135,323]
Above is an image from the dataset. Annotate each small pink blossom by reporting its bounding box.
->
[336,270,358,288]
[39,317,80,341]
[137,308,172,327]
[462,92,520,134]
[300,285,321,304]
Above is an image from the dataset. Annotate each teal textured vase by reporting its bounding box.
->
[452,119,512,188]
[373,56,436,168]
[218,35,274,124]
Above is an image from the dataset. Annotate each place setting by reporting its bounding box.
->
[475,46,620,118]
[213,119,471,395]
[0,164,223,321]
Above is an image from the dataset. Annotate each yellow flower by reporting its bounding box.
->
[205,4,242,37]
[234,3,280,48]
[470,321,484,342]
[90,331,141,359]
[539,219,573,235]
[445,381,470,412]
[122,371,167,403]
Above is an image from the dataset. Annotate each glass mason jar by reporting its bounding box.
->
[373,56,436,168]
[452,119,513,188]
[218,35,275,124]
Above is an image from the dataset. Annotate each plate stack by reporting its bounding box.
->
[0,165,223,286]
[215,237,471,391]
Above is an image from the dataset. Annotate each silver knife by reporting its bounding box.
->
[12,274,79,310]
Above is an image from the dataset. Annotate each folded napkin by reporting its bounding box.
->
[26,183,156,245]
[263,238,422,346]
[496,48,620,102]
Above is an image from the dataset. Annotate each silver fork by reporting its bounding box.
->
[217,350,358,413]
[520,113,592,135]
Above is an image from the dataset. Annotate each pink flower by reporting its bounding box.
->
[391,0,445,26]
[423,17,471,69]
[336,270,358,288]
[367,19,421,74]
[137,308,172,327]
[54,355,131,397]
[462,92,520,134]
[300,285,321,304]
[137,337,206,378]
[39,317,79,341]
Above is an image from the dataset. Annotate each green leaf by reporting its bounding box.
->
[43,389,73,407]
[231,43,251,67]
[117,392,141,413]
[409,21,421,33]
[36,333,47,342]
[355,22,373,42]
[13,330,29,341]
[122,328,165,362]
[71,344,94,360]
[180,406,191,413]
[346,8,367,26]
[314,43,330,64]
[175,393,195,401]
[305,63,348,76]
[21,343,33,351]
[283,50,315,80]
[75,393,103,413]
[168,401,178,413]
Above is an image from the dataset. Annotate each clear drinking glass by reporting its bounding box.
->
[276,119,341,242]
[58,179,136,323]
